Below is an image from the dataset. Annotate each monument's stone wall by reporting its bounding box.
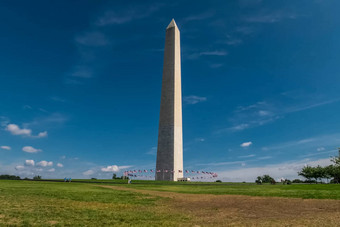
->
[156,20,183,181]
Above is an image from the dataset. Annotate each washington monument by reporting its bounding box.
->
[155,19,183,181]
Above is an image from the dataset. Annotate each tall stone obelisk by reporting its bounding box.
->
[155,19,183,181]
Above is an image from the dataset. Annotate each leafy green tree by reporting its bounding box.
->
[262,175,274,183]
[0,174,20,180]
[298,165,314,182]
[255,175,274,184]
[292,179,303,183]
[313,165,325,183]
[33,175,42,180]
[324,165,334,183]
[330,156,340,183]
[255,176,262,184]
[112,173,117,179]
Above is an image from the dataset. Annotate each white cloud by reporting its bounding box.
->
[101,165,119,172]
[57,163,63,168]
[101,165,131,173]
[6,123,47,138]
[36,161,53,167]
[22,146,42,153]
[15,165,25,170]
[37,131,48,138]
[241,142,252,148]
[317,147,325,152]
[83,169,94,176]
[25,160,35,166]
[48,168,55,172]
[6,124,31,136]
[183,95,207,105]
[1,146,11,150]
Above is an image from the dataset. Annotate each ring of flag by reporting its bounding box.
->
[123,169,218,181]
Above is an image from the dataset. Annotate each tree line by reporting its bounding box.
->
[298,156,340,183]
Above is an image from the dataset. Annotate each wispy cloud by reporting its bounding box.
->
[187,50,228,59]
[183,11,215,23]
[218,94,340,133]
[225,35,243,46]
[83,169,94,176]
[49,96,66,103]
[317,147,325,152]
[24,113,68,128]
[235,26,256,35]
[1,146,11,150]
[262,134,340,155]
[209,63,223,68]
[183,95,207,105]
[15,165,25,170]
[244,10,298,23]
[300,149,337,158]
[238,154,256,158]
[66,4,162,85]
[198,155,272,167]
[95,5,162,26]
[195,138,206,142]
[146,146,157,155]
[75,31,109,47]
[22,146,42,154]
[68,65,93,78]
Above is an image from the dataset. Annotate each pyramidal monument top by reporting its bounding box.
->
[166,19,178,29]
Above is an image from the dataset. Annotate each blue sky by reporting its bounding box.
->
[1,0,340,181]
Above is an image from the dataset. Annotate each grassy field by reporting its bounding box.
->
[0,180,339,226]
[68,179,340,199]
[123,181,340,200]
[0,180,189,226]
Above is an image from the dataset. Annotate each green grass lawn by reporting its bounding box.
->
[122,182,340,199]
[0,180,189,226]
[0,180,339,226]
[45,179,340,199]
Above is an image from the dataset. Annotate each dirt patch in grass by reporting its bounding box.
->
[99,185,340,226]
